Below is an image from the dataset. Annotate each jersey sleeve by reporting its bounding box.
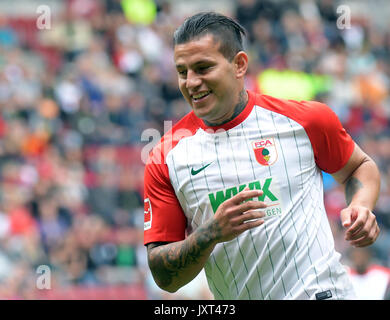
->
[257,94,355,174]
[297,100,355,173]
[143,146,187,246]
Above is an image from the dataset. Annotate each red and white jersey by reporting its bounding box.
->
[348,265,390,300]
[144,90,356,300]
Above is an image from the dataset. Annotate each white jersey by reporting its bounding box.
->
[144,90,356,300]
[348,265,390,300]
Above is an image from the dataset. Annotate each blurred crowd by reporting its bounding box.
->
[0,0,389,299]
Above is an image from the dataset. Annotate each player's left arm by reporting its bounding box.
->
[331,143,381,247]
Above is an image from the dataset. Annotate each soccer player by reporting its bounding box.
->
[347,247,390,300]
[143,12,381,299]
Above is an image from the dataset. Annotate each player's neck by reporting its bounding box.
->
[203,90,248,127]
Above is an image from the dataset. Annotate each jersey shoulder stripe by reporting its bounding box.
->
[255,94,355,173]
[147,111,200,166]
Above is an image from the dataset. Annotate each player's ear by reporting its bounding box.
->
[233,51,248,79]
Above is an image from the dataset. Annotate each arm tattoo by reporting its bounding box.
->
[147,220,222,289]
[345,176,363,205]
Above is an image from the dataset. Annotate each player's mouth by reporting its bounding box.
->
[191,90,212,103]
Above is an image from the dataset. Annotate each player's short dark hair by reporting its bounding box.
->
[173,12,246,61]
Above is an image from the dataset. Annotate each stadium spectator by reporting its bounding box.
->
[347,247,390,299]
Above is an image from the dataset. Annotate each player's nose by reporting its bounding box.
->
[186,70,202,90]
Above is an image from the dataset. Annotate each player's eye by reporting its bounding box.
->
[197,66,210,74]
[177,70,187,77]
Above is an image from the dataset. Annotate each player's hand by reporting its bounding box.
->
[212,187,267,243]
[340,205,380,247]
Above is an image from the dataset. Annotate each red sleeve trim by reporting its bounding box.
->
[143,159,187,245]
[256,94,355,173]
[143,113,200,245]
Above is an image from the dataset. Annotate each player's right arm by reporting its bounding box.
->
[146,188,267,293]
[144,139,266,293]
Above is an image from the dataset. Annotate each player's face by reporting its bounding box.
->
[174,34,247,125]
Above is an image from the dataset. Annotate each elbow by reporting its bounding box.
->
[146,242,185,294]
[153,276,180,293]
[148,261,181,293]
[159,284,179,294]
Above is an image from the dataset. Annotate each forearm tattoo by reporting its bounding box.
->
[345,176,363,205]
[147,220,222,289]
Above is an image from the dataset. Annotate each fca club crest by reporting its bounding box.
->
[252,138,278,166]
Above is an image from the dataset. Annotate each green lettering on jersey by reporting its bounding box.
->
[208,186,238,213]
[208,178,278,213]
[258,178,278,202]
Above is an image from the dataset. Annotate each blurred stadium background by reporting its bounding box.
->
[0,0,389,299]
